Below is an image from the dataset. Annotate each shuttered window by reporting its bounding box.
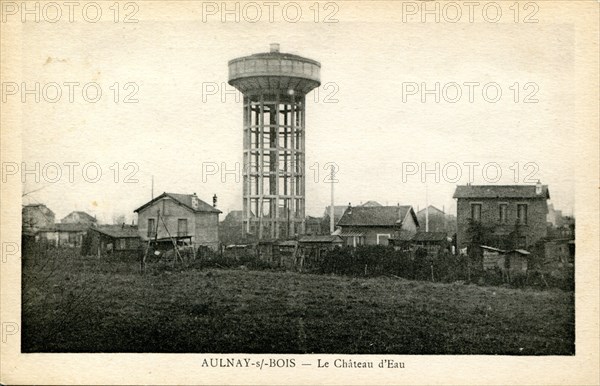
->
[471,203,482,222]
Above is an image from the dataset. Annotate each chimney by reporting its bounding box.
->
[213,194,218,207]
[535,180,542,195]
[347,202,352,215]
[270,43,280,53]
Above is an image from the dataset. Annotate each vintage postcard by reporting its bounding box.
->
[1,0,598,384]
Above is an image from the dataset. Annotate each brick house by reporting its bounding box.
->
[453,184,550,250]
[336,204,419,246]
[134,192,221,251]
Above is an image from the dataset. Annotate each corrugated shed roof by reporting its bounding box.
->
[337,206,416,227]
[299,235,343,243]
[134,192,222,214]
[90,225,139,238]
[453,185,550,199]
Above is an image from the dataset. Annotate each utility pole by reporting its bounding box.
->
[330,164,335,234]
[425,183,429,232]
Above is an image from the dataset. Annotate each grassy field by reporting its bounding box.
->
[22,252,575,354]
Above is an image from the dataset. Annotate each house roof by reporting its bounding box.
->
[62,211,96,222]
[338,230,365,237]
[90,225,139,238]
[39,223,90,232]
[324,205,349,219]
[453,185,550,199]
[134,192,222,214]
[223,210,256,223]
[360,200,382,207]
[22,203,55,217]
[337,206,418,227]
[417,205,445,215]
[299,235,343,243]
[305,215,323,224]
[412,232,447,242]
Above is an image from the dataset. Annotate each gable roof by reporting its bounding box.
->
[417,205,445,215]
[134,192,222,214]
[337,206,418,227]
[90,224,139,238]
[62,211,96,222]
[453,185,550,199]
[360,200,382,207]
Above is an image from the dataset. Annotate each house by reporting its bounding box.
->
[61,211,97,225]
[453,183,549,250]
[220,210,245,245]
[83,224,141,256]
[134,192,221,251]
[416,205,457,235]
[22,204,55,233]
[323,205,349,231]
[37,223,90,247]
[411,232,450,255]
[336,204,419,246]
[304,216,324,235]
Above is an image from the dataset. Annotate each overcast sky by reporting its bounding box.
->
[13,2,581,223]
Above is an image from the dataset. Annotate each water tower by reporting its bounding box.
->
[228,44,321,239]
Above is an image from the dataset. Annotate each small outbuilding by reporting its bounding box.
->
[83,225,141,257]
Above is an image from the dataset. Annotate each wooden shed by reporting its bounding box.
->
[83,225,141,257]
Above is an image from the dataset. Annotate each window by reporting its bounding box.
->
[471,203,482,222]
[147,218,156,237]
[177,219,188,237]
[116,239,127,250]
[499,204,508,223]
[377,234,391,246]
[517,204,528,225]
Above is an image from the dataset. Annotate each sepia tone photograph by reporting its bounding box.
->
[1,0,599,384]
